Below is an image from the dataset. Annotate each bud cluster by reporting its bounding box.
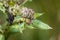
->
[20,7,35,24]
[0,0,35,25]
[20,7,34,19]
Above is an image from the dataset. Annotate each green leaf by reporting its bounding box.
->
[32,19,52,29]
[9,23,25,33]
[0,34,5,40]
[18,23,25,33]
[34,13,44,19]
[26,24,35,29]
[0,3,5,13]
[13,16,21,23]
[9,24,20,32]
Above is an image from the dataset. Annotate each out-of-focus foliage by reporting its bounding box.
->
[0,34,4,40]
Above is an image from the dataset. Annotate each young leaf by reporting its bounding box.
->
[26,24,35,29]
[9,23,25,33]
[13,16,21,23]
[0,3,5,13]
[18,23,25,33]
[9,24,20,32]
[34,13,44,19]
[0,34,5,40]
[32,19,52,29]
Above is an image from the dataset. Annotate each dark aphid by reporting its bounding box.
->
[7,13,14,25]
[3,4,14,25]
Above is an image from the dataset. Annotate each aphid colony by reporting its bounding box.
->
[1,0,35,25]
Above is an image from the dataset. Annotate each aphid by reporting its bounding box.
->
[4,6,14,25]
[7,13,14,25]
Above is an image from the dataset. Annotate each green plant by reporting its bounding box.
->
[0,0,52,40]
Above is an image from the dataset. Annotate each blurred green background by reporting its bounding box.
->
[8,0,60,40]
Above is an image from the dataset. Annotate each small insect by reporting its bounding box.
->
[4,6,15,25]
[7,13,14,25]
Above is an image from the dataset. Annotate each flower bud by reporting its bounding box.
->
[20,7,34,19]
